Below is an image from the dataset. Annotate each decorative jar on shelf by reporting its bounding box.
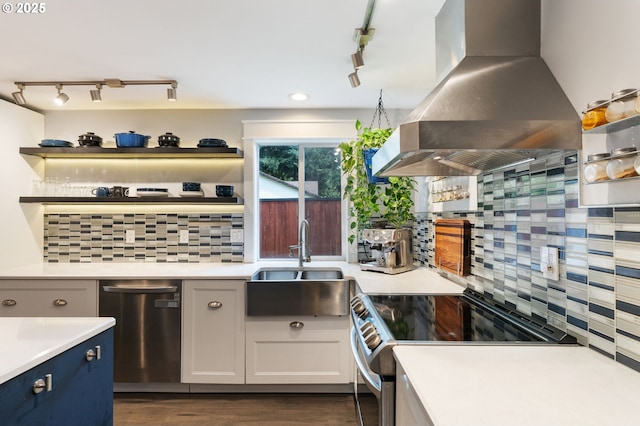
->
[583,153,610,183]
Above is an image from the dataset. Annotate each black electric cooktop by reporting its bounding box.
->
[368,290,575,344]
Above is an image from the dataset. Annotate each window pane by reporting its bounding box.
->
[259,145,299,258]
[304,147,342,256]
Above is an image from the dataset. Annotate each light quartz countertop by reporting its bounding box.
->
[0,317,115,384]
[394,345,640,426]
[0,261,465,295]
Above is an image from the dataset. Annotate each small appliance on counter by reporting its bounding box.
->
[359,228,414,274]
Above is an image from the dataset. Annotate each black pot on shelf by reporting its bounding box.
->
[157,132,180,147]
[77,132,103,147]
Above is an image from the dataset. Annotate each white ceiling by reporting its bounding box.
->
[0,0,445,111]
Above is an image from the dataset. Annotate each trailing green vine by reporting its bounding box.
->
[339,120,416,244]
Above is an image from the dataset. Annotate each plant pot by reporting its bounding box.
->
[363,148,389,184]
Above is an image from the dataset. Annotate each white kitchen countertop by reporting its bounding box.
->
[0,317,115,384]
[0,261,464,295]
[394,345,640,426]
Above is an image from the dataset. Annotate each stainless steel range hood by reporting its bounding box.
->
[373,0,581,177]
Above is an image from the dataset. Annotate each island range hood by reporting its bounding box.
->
[373,0,581,177]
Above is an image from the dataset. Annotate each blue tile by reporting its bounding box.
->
[531,226,547,234]
[617,328,640,343]
[547,167,565,176]
[616,352,640,372]
[566,227,587,238]
[589,303,615,319]
[615,231,640,243]
[588,234,614,241]
[616,265,640,280]
[548,302,566,316]
[589,280,615,292]
[547,209,565,218]
[617,300,640,316]
[567,295,588,305]
[567,272,588,284]
[588,208,614,218]
[589,265,615,275]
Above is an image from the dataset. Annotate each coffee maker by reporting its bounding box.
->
[359,228,414,274]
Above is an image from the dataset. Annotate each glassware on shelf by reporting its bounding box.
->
[605,89,639,122]
[606,147,638,180]
[583,153,611,183]
[582,100,609,130]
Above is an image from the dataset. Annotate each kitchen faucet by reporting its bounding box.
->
[289,219,311,267]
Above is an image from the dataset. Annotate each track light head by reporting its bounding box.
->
[351,50,364,70]
[90,84,102,102]
[167,82,177,101]
[54,84,69,105]
[348,71,360,88]
[12,84,26,105]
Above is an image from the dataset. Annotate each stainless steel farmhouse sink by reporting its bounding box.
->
[246,267,350,316]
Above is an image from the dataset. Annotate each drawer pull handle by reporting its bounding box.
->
[208,301,223,309]
[2,299,16,307]
[86,345,102,361]
[52,299,67,307]
[289,321,304,329]
[33,374,53,394]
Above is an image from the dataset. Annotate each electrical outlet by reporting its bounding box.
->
[125,229,135,244]
[230,229,243,243]
[179,229,189,244]
[541,246,559,280]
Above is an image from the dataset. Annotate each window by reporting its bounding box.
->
[258,143,342,259]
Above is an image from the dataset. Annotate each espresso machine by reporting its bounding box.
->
[359,228,414,274]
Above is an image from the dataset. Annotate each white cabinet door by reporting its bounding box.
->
[0,279,97,317]
[246,316,350,384]
[182,279,245,384]
[396,363,434,426]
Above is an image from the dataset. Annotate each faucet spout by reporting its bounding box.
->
[295,219,310,267]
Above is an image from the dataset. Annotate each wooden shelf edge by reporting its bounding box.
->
[19,147,244,159]
[19,196,244,205]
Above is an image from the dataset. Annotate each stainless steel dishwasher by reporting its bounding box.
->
[99,279,181,383]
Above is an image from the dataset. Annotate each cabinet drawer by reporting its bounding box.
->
[0,280,97,317]
[246,316,350,384]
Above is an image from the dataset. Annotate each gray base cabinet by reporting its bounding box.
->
[0,328,113,426]
[0,279,97,317]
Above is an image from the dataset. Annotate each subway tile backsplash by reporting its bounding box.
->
[44,213,244,263]
[413,151,640,373]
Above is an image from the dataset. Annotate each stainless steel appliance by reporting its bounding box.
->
[99,279,181,383]
[359,229,414,275]
[350,287,576,426]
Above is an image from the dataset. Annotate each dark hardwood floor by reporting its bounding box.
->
[114,393,363,426]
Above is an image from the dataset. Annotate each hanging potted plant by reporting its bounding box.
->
[339,119,416,244]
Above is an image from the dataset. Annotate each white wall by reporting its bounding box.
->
[542,0,640,113]
[0,100,44,269]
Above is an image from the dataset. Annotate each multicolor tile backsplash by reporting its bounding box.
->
[44,213,244,263]
[413,151,640,372]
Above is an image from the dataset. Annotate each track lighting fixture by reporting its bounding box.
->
[90,84,102,102]
[348,71,361,88]
[167,82,177,101]
[11,79,178,106]
[348,0,377,88]
[54,84,69,106]
[11,84,25,105]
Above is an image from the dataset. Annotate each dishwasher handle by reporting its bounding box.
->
[102,285,178,294]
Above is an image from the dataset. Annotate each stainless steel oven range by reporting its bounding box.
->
[349,287,577,426]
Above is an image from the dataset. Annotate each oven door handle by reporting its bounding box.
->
[350,327,381,397]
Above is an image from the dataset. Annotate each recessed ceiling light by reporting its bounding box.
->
[289,92,309,101]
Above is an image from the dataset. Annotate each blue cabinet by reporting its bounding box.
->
[0,328,113,426]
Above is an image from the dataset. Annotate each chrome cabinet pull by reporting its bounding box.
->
[207,301,223,309]
[33,374,53,394]
[52,299,67,307]
[289,321,304,329]
[2,299,16,307]
[85,345,102,361]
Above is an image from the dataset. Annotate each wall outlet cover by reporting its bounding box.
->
[125,229,135,244]
[230,229,243,243]
[179,229,189,244]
